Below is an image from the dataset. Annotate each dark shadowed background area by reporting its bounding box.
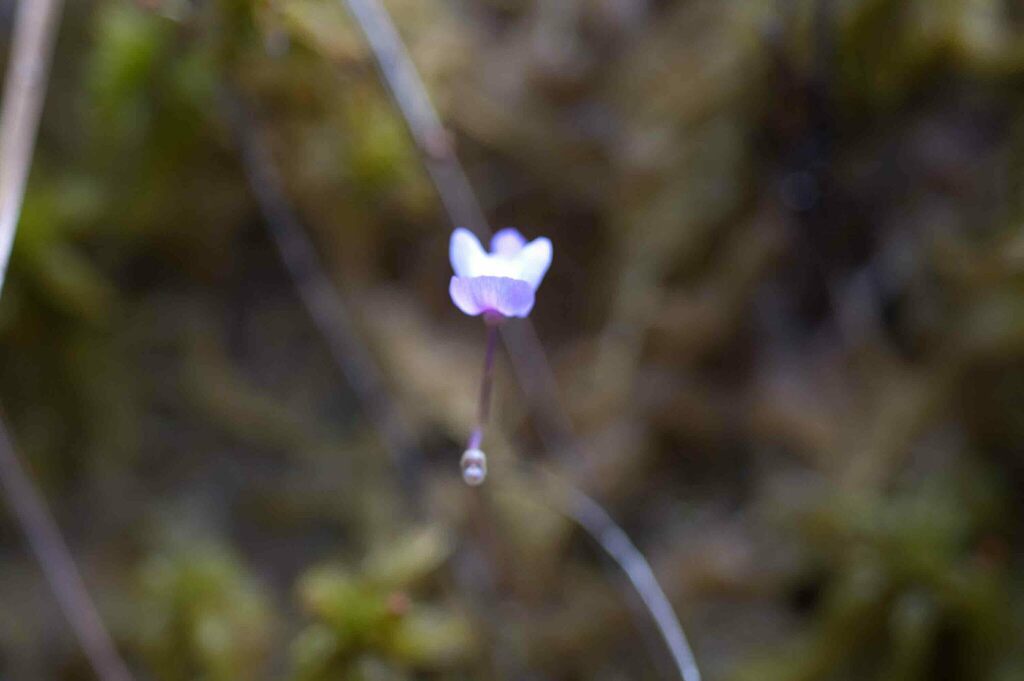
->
[1,0,1023,679]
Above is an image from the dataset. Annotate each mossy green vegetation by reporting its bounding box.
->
[1,0,1023,679]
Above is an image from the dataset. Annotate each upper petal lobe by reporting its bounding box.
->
[513,237,552,289]
[490,228,526,256]
[450,228,488,278]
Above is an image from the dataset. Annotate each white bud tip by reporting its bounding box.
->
[460,448,487,486]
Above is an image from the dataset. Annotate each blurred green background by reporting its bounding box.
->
[1,0,1024,679]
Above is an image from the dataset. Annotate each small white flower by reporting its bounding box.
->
[448,228,553,318]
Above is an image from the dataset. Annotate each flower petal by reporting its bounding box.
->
[490,228,526,256]
[512,237,553,289]
[449,276,535,318]
[450,228,488,278]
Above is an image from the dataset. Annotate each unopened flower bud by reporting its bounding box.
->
[460,448,487,486]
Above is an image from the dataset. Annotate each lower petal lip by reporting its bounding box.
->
[449,276,535,318]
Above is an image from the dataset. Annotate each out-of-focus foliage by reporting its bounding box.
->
[136,545,273,681]
[291,526,475,680]
[1,0,1024,680]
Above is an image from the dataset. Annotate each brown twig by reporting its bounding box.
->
[0,2,135,680]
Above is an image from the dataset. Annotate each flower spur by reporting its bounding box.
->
[449,228,552,484]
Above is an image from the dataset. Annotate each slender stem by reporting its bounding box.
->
[466,321,499,452]
[544,472,702,681]
[341,0,488,230]
[222,89,422,508]
[0,0,62,294]
[0,2,135,680]
[0,420,134,681]
[478,323,499,427]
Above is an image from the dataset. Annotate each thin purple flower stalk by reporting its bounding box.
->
[449,228,552,485]
[460,320,499,485]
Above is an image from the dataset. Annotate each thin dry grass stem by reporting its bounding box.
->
[337,2,703,678]
[0,3,135,680]
[0,0,61,292]
[222,89,424,508]
[340,0,487,230]
[543,470,703,681]
[0,421,135,681]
